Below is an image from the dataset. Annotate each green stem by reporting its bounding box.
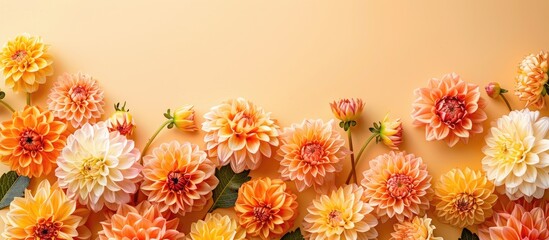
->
[347,129,358,184]
[0,100,15,112]
[26,93,31,106]
[141,119,172,164]
[500,94,512,112]
[345,133,377,184]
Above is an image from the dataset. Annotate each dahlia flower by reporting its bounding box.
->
[99,201,184,240]
[277,119,349,192]
[235,177,298,239]
[141,141,218,215]
[330,98,364,130]
[302,184,378,240]
[187,213,246,240]
[515,51,548,109]
[0,106,67,177]
[173,105,198,131]
[203,98,279,172]
[482,109,549,200]
[379,113,403,150]
[479,203,549,240]
[55,122,142,212]
[434,168,497,227]
[361,151,433,222]
[0,34,53,93]
[412,72,487,147]
[390,216,443,240]
[2,180,90,239]
[47,72,105,128]
[107,107,135,136]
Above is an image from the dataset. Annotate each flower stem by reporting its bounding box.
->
[500,94,512,112]
[26,93,31,106]
[345,133,377,184]
[141,119,172,164]
[0,100,15,112]
[347,129,358,184]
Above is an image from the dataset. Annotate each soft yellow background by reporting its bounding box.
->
[1,1,549,239]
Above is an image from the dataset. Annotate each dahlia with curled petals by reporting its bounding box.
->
[0,34,53,93]
[515,51,548,109]
[47,72,105,128]
[434,168,497,228]
[479,203,549,240]
[202,98,279,173]
[277,119,349,192]
[302,184,378,240]
[235,177,298,239]
[0,106,67,177]
[99,201,184,240]
[361,151,433,222]
[55,122,142,212]
[187,213,246,240]
[2,180,90,240]
[141,141,218,215]
[390,216,442,240]
[412,73,487,147]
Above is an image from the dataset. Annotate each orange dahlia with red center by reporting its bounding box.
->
[0,106,67,177]
[412,73,487,147]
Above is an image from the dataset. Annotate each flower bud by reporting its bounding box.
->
[107,110,135,136]
[379,114,403,150]
[485,82,502,99]
[173,105,198,132]
[330,98,364,127]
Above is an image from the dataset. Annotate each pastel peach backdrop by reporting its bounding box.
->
[1,0,549,239]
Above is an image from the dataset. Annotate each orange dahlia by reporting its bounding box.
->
[2,179,90,239]
[47,72,105,128]
[0,34,53,93]
[0,106,67,177]
[479,203,549,240]
[202,98,279,173]
[99,201,184,240]
[390,216,442,240]
[361,151,433,222]
[277,119,349,192]
[141,141,218,215]
[412,73,487,147]
[302,184,378,240]
[515,51,549,109]
[234,177,298,239]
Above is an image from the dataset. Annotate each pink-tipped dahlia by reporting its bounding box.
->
[141,141,218,215]
[202,98,279,173]
[479,203,549,240]
[361,151,433,222]
[277,119,349,192]
[107,102,135,136]
[330,98,364,123]
[412,73,487,147]
[47,72,105,128]
[515,51,548,109]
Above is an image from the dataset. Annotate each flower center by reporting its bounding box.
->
[253,204,272,223]
[33,218,61,239]
[81,157,104,179]
[232,112,255,134]
[496,137,526,164]
[386,174,414,198]
[454,193,476,213]
[11,50,27,62]
[19,129,43,152]
[300,142,325,164]
[69,85,89,103]
[166,171,190,192]
[328,210,344,226]
[435,96,466,129]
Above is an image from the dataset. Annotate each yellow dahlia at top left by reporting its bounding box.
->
[0,34,53,93]
[2,179,90,239]
[0,106,67,177]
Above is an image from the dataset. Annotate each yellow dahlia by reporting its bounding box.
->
[2,179,90,239]
[390,216,442,240]
[0,34,53,93]
[173,105,198,131]
[515,50,549,109]
[434,168,497,228]
[55,122,142,212]
[302,184,378,240]
[235,177,298,239]
[47,72,105,128]
[141,141,218,215]
[99,201,184,240]
[0,106,67,177]
[482,109,549,200]
[277,119,349,192]
[412,72,487,147]
[187,213,246,240]
[203,98,279,173]
[361,151,433,222]
[379,113,403,150]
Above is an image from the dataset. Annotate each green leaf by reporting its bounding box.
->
[459,228,479,240]
[0,171,30,209]
[209,165,251,212]
[281,228,304,240]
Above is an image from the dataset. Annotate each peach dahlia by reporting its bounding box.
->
[515,50,549,109]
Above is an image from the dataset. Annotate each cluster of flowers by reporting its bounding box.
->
[0,34,547,240]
